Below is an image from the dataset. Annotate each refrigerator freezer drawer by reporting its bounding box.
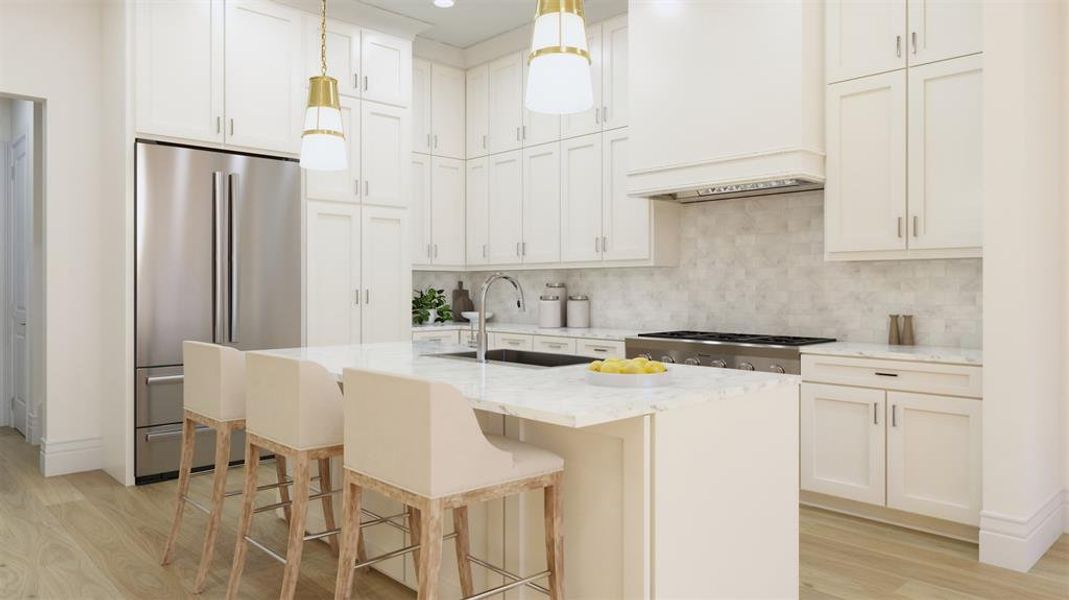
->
[135,366,185,428]
[135,423,245,481]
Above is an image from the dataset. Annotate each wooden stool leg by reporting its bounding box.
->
[317,457,339,555]
[193,425,233,593]
[279,453,312,600]
[275,454,292,524]
[333,475,363,600]
[543,474,565,600]
[416,501,444,600]
[161,417,197,566]
[408,505,422,578]
[452,506,474,598]
[225,440,261,600]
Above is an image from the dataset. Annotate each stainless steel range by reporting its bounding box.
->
[625,331,836,375]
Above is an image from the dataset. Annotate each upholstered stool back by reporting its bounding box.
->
[246,352,343,450]
[183,341,246,421]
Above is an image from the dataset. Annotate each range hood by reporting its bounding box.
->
[627,0,825,202]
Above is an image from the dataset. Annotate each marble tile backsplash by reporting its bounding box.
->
[414,191,982,348]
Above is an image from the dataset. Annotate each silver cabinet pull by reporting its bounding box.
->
[144,425,210,442]
[602,236,608,251]
[482,244,487,258]
[603,106,608,123]
[891,405,898,427]
[365,289,370,304]
[482,134,487,149]
[426,133,431,148]
[897,216,903,238]
[911,31,917,54]
[595,237,600,253]
[434,134,438,149]
[896,35,902,57]
[912,215,919,237]
[354,73,359,89]
[354,179,360,195]
[873,402,879,425]
[216,116,222,134]
[365,180,369,196]
[229,118,234,136]
[521,241,527,256]
[146,374,184,385]
[522,125,526,140]
[515,127,520,141]
[433,243,438,258]
[364,75,368,91]
[354,289,360,305]
[426,243,432,259]
[595,107,600,124]
[515,242,520,256]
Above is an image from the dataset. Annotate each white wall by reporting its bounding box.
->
[980,0,1067,571]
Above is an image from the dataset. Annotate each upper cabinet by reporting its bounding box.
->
[561,26,602,139]
[303,15,361,97]
[362,101,409,208]
[361,30,412,108]
[487,53,524,154]
[907,0,982,67]
[305,96,362,205]
[430,64,466,159]
[465,157,490,265]
[466,65,490,159]
[412,59,432,154]
[600,15,629,131]
[522,58,561,146]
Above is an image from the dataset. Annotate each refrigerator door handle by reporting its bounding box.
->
[227,173,240,344]
[212,171,226,343]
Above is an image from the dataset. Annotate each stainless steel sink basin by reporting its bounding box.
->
[433,349,591,368]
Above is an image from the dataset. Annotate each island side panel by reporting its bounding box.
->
[652,384,800,599]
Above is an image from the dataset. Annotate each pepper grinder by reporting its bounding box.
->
[900,315,915,346]
[888,314,901,345]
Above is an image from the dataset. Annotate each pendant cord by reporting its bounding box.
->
[320,0,327,76]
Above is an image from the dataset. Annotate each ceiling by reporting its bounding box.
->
[356,0,627,48]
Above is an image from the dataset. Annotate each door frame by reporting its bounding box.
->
[0,138,8,429]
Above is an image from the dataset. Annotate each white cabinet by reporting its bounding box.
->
[303,15,361,97]
[361,206,410,343]
[410,153,432,268]
[561,26,602,139]
[561,134,603,263]
[412,59,432,154]
[135,0,224,143]
[490,332,533,351]
[907,0,982,67]
[361,30,411,108]
[601,15,629,131]
[430,157,466,266]
[521,143,561,264]
[306,201,361,345]
[826,0,906,83]
[800,383,886,506]
[886,391,982,525]
[431,64,466,159]
[532,336,578,355]
[362,101,409,208]
[412,329,460,345]
[224,0,302,154]
[602,129,649,261]
[522,58,561,146]
[487,53,524,154]
[466,64,490,158]
[465,157,490,266]
[305,96,361,204]
[575,339,625,359]
[487,151,524,264]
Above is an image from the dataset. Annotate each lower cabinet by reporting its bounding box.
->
[412,329,461,345]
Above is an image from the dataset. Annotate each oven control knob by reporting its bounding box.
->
[709,359,727,369]
[738,361,755,371]
[637,353,653,361]
[769,364,786,374]
[660,355,676,363]
[683,357,700,366]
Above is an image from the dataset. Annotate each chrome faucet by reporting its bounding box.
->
[477,273,525,362]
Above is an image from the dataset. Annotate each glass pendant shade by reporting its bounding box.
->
[525,0,593,114]
[300,75,347,171]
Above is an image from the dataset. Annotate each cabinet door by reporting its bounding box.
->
[601,15,629,131]
[431,64,466,159]
[412,59,432,154]
[522,57,561,146]
[825,71,907,254]
[907,0,982,67]
[826,0,906,83]
[887,391,981,525]
[466,157,490,266]
[224,0,303,153]
[304,16,361,98]
[561,25,603,139]
[800,383,886,505]
[602,129,649,261]
[521,143,561,264]
[361,206,410,343]
[410,153,432,267]
[306,201,361,345]
[361,30,411,108]
[560,134,603,263]
[135,0,224,143]
[487,151,524,264]
[305,96,360,204]
[362,101,409,208]
[466,64,490,158]
[431,157,466,266]
[906,56,982,251]
[488,53,524,154]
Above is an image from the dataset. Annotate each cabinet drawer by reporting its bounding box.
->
[576,339,625,359]
[802,354,981,398]
[491,332,533,350]
[412,330,460,344]
[532,336,577,355]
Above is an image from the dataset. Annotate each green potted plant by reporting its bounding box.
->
[412,288,453,325]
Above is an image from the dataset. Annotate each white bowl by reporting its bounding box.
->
[461,311,493,322]
[585,369,672,388]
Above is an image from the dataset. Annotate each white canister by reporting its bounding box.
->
[539,295,563,328]
[567,295,590,328]
[545,282,567,325]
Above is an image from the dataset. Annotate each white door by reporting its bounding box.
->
[225,0,303,153]
[304,16,361,98]
[825,0,907,83]
[135,0,225,143]
[561,25,603,139]
[521,143,561,264]
[361,30,411,108]
[465,157,490,266]
[907,0,982,67]
[487,53,524,154]
[800,383,886,506]
[601,15,629,131]
[412,58,432,154]
[887,391,981,525]
[362,101,409,208]
[410,153,432,268]
[906,55,982,251]
[825,71,907,254]
[560,134,602,263]
[361,206,410,343]
[522,57,561,146]
[487,151,524,264]
[9,135,30,437]
[304,96,360,204]
[431,64,466,159]
[602,129,649,261]
[306,201,361,345]
[466,64,490,158]
[430,157,466,266]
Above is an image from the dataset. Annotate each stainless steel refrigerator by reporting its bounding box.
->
[135,141,301,483]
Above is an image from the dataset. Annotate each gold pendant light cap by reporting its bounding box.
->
[307,75,341,110]
[535,0,585,18]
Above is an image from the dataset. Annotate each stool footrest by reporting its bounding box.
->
[253,487,339,514]
[180,495,211,515]
[243,535,287,565]
[463,568,551,600]
[466,556,551,596]
[303,528,340,542]
[349,531,459,571]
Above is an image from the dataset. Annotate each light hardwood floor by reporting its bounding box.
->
[1,427,1066,599]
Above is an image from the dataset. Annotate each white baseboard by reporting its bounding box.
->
[39,436,103,477]
[1064,489,1069,534]
[979,489,1065,572]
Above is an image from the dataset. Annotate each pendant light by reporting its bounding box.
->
[300,0,346,171]
[524,0,593,114]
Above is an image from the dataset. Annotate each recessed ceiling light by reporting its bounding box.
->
[433,0,454,7]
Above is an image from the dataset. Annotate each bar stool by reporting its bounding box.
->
[226,352,345,600]
[333,369,565,600]
[161,341,249,593]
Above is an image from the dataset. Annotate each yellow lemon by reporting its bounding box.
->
[623,363,643,374]
[600,363,621,374]
[587,361,603,372]
[643,364,661,374]
[632,356,649,364]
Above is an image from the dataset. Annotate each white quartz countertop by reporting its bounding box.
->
[413,322,637,342]
[256,342,799,428]
[800,342,983,366]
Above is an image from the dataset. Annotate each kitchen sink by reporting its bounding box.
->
[433,349,591,368]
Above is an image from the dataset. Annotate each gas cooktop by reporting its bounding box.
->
[636,330,836,347]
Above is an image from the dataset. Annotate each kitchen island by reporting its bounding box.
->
[257,342,800,599]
